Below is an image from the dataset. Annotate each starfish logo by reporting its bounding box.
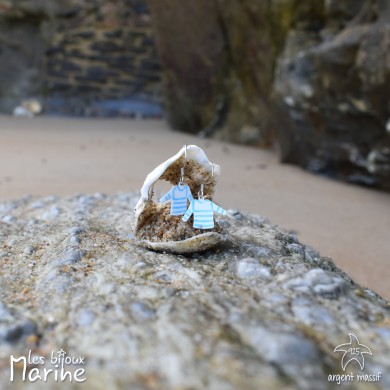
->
[334,333,372,371]
[57,349,67,358]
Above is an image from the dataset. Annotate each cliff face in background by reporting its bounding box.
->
[0,0,162,117]
[0,0,389,190]
[149,0,390,190]
[148,0,285,145]
[274,0,390,189]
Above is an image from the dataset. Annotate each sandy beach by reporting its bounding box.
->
[0,115,389,299]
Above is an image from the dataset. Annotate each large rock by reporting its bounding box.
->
[148,0,227,133]
[149,0,390,190]
[274,0,390,190]
[144,0,302,144]
[148,0,324,145]
[0,0,55,113]
[0,193,389,389]
[0,0,163,117]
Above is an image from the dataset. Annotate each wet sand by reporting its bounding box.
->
[0,115,389,299]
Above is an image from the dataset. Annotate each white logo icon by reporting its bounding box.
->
[334,333,372,371]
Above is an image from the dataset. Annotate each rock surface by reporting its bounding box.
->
[0,193,389,389]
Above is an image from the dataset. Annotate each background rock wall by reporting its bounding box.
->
[0,0,50,113]
[0,0,162,117]
[274,0,390,189]
[149,0,390,190]
[148,0,325,144]
[0,0,389,189]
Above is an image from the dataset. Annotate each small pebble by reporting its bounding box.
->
[236,258,271,280]
[69,227,85,235]
[2,215,15,224]
[70,236,81,245]
[131,302,155,320]
[43,205,61,219]
[77,310,96,327]
[24,245,35,255]
[31,201,45,209]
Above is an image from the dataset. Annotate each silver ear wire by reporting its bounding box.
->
[208,163,215,201]
[198,183,204,200]
[180,146,187,185]
[179,167,185,185]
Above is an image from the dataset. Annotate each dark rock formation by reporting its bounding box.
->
[149,0,390,190]
[0,193,389,389]
[148,0,324,145]
[0,0,52,113]
[274,0,390,190]
[0,0,163,117]
[149,0,274,144]
[148,0,230,135]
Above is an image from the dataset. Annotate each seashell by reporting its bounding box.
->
[133,145,226,253]
[136,232,226,254]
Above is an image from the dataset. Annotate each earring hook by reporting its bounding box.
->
[198,183,204,200]
[180,145,187,185]
[179,167,185,185]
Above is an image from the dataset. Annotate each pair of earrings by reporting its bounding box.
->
[159,147,226,230]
